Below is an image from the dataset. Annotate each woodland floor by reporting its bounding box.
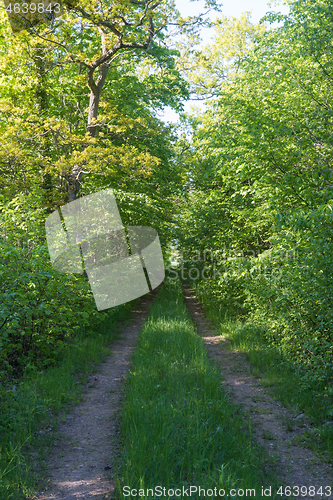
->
[31,285,333,500]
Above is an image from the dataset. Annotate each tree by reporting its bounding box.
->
[4,0,220,200]
[175,0,333,383]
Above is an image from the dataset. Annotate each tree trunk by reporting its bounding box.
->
[35,44,54,212]
[67,27,110,202]
[87,62,108,137]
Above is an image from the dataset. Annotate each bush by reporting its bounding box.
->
[0,193,100,380]
[242,208,333,408]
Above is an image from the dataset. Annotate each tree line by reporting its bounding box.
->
[177,0,333,407]
[0,0,332,414]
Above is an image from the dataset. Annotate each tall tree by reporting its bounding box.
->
[14,0,222,200]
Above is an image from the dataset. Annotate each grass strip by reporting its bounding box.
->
[117,278,279,499]
[0,298,136,500]
[194,284,333,463]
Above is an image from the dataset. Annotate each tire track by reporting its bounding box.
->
[183,284,333,500]
[33,290,159,500]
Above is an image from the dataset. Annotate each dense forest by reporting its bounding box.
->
[0,0,194,380]
[0,0,333,497]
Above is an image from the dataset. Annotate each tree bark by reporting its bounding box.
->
[87,62,109,138]
[67,32,110,201]
[35,44,54,211]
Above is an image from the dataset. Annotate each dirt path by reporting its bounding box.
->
[183,284,333,500]
[32,290,158,500]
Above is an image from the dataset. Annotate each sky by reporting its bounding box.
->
[176,0,289,26]
[160,0,290,122]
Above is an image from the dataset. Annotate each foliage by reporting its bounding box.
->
[176,0,333,421]
[0,0,206,381]
[1,0,333,490]
[0,193,99,380]
[245,208,333,389]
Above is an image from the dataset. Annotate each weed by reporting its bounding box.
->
[262,430,275,440]
[283,415,294,432]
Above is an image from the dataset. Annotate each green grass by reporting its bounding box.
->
[0,298,137,500]
[116,278,279,499]
[193,284,333,463]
